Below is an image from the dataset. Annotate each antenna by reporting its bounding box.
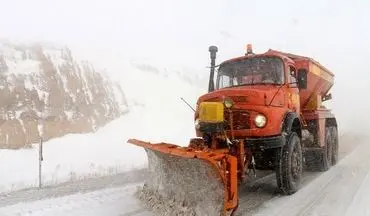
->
[180,97,196,112]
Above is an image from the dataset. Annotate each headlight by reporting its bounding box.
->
[195,118,200,129]
[254,114,267,128]
[224,98,234,108]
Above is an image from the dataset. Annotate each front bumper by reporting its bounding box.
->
[245,135,285,149]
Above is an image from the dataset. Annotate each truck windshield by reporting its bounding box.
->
[216,56,285,89]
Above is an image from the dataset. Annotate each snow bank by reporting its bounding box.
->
[0,109,137,193]
[0,103,202,193]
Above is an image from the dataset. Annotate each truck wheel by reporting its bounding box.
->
[276,132,303,195]
[319,127,333,171]
[331,126,339,165]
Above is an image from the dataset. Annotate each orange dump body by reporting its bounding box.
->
[298,60,334,110]
[269,50,335,111]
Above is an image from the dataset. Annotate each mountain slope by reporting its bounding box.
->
[0,42,128,149]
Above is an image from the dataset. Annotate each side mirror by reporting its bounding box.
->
[297,68,308,89]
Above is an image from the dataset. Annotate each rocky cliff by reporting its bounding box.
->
[0,42,128,149]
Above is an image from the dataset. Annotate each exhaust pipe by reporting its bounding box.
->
[208,45,218,92]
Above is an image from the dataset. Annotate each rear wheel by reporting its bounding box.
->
[331,126,339,165]
[319,127,334,171]
[276,132,303,195]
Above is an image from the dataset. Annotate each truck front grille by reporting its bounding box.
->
[224,109,251,130]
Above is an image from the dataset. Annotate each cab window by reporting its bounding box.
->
[289,66,297,87]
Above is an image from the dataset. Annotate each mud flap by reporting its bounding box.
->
[128,139,238,216]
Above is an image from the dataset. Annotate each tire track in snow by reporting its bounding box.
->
[299,163,370,216]
[0,168,147,207]
[235,134,362,216]
[0,183,149,216]
[344,169,370,216]
[248,141,370,216]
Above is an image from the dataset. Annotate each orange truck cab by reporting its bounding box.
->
[194,44,338,195]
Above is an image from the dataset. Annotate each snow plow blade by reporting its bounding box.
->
[127,139,238,216]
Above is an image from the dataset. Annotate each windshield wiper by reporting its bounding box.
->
[224,82,281,89]
[268,83,285,106]
[268,81,297,106]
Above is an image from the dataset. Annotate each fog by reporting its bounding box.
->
[1,0,369,135]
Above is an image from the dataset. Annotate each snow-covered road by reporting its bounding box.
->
[0,184,147,216]
[0,169,151,216]
[0,134,369,216]
[247,135,370,216]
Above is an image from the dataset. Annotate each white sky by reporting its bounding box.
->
[1,0,369,133]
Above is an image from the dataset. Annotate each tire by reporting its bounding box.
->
[331,126,339,165]
[276,132,303,195]
[319,127,333,171]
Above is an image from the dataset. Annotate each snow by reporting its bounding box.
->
[250,136,370,216]
[0,108,145,194]
[0,61,207,194]
[0,42,126,112]
[345,170,370,216]
[0,183,148,216]
[63,110,74,121]
[5,59,40,75]
[0,43,40,76]
[1,134,370,216]
[24,76,35,90]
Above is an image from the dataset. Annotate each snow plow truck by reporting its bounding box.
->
[128,44,338,216]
